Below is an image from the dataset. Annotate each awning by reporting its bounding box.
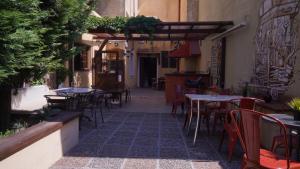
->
[90,21,234,41]
[168,41,201,58]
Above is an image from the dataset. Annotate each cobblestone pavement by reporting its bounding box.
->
[50,89,242,169]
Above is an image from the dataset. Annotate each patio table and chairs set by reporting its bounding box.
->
[44,87,131,128]
[171,85,300,169]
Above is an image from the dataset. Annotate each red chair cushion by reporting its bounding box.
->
[259,149,300,169]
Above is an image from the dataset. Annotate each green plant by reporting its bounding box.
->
[56,66,71,85]
[288,98,300,112]
[124,15,161,38]
[86,15,161,38]
[0,129,14,138]
[86,16,127,33]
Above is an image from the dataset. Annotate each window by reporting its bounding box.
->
[74,47,89,70]
[161,51,177,68]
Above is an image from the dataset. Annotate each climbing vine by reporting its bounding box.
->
[86,15,161,38]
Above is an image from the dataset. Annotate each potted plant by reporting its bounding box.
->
[288,98,300,121]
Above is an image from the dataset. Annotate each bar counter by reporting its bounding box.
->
[164,72,210,104]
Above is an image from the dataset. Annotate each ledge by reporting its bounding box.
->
[0,111,81,161]
[165,72,210,76]
[256,101,292,113]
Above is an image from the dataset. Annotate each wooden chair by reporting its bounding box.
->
[230,109,300,169]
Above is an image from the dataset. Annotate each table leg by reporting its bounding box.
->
[187,100,193,135]
[193,101,200,145]
[296,130,300,160]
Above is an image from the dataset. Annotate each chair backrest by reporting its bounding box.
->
[175,84,184,100]
[230,109,290,168]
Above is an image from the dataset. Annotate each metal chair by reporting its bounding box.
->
[230,109,300,169]
[44,95,72,111]
[170,85,185,117]
[218,97,263,161]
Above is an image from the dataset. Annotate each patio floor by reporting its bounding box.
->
[50,88,242,169]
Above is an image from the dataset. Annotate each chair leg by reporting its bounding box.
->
[219,129,225,151]
[183,109,190,128]
[100,104,104,123]
[94,108,97,128]
[181,103,184,114]
[171,103,177,117]
[206,116,210,136]
[212,114,218,134]
[227,135,238,162]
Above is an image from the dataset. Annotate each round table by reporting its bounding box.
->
[264,114,300,160]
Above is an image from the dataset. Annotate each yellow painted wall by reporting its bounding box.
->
[138,0,180,21]
[198,0,260,91]
[198,0,300,97]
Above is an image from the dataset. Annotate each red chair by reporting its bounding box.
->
[218,97,262,161]
[271,130,299,155]
[170,85,185,117]
[210,89,232,134]
[230,109,300,169]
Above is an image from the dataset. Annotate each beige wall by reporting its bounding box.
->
[0,119,79,169]
[198,0,261,91]
[198,0,300,96]
[138,0,180,21]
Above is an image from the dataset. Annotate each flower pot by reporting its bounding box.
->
[293,110,300,121]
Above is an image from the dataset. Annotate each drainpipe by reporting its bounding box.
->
[178,0,181,21]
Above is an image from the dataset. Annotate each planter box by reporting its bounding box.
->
[11,85,50,111]
[0,112,81,169]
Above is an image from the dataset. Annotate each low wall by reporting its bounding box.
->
[0,112,81,169]
[11,85,50,111]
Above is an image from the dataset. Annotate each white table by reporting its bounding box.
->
[185,94,242,145]
[54,87,95,96]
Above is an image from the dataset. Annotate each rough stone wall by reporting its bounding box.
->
[253,0,300,98]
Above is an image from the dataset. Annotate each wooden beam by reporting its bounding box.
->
[99,39,108,51]
[93,36,206,41]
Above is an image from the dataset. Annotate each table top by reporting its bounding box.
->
[266,114,300,129]
[54,87,94,95]
[185,94,242,102]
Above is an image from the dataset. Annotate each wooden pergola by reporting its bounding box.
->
[89,21,234,42]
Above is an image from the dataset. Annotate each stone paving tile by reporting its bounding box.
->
[98,145,130,157]
[51,157,91,168]
[123,159,157,169]
[79,134,109,145]
[67,143,99,157]
[137,131,159,138]
[159,159,193,169]
[128,145,159,158]
[192,161,229,169]
[160,147,189,159]
[134,137,159,147]
[114,130,136,137]
[50,89,242,169]
[88,157,124,169]
[107,135,134,146]
[160,138,185,148]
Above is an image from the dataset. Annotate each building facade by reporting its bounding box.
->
[73,0,300,98]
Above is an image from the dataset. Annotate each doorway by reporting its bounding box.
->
[94,50,125,90]
[139,55,157,88]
